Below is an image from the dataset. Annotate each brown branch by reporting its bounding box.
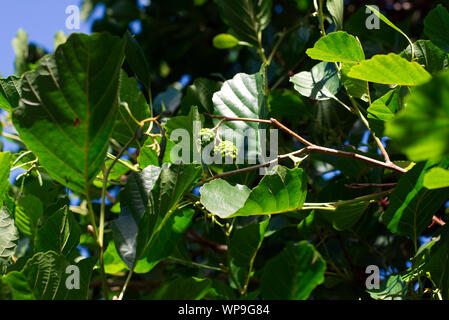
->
[186,229,228,252]
[90,279,162,291]
[270,118,314,146]
[345,183,398,189]
[203,114,407,175]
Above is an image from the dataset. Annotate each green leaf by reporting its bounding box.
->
[181,78,222,114]
[219,0,272,47]
[0,152,11,206]
[206,280,237,300]
[424,4,449,53]
[213,33,240,49]
[2,251,95,300]
[229,219,269,290]
[34,206,81,256]
[423,167,449,190]
[340,62,369,102]
[401,40,449,75]
[368,274,406,300]
[306,31,365,63]
[290,62,341,100]
[12,33,126,195]
[137,136,174,168]
[103,241,129,274]
[365,5,412,49]
[260,241,326,300]
[368,89,401,122]
[113,163,201,272]
[382,162,449,238]
[93,158,132,189]
[417,226,449,299]
[200,166,307,219]
[114,70,151,146]
[0,208,19,261]
[367,88,401,136]
[80,0,102,21]
[153,86,182,114]
[385,70,449,161]
[134,208,195,273]
[330,200,370,231]
[14,195,43,238]
[164,106,204,164]
[12,29,29,76]
[151,277,212,300]
[0,76,21,112]
[54,31,67,50]
[212,72,267,159]
[326,0,344,30]
[124,31,151,93]
[135,164,202,272]
[347,53,431,86]
[112,165,161,269]
[201,180,250,218]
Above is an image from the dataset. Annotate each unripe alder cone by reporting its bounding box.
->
[214,140,238,161]
[198,128,215,147]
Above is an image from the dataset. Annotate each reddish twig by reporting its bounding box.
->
[203,114,407,175]
[345,183,398,189]
[186,229,228,252]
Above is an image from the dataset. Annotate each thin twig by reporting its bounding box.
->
[345,182,398,189]
[186,229,228,252]
[168,256,226,273]
[118,271,133,300]
[203,113,406,174]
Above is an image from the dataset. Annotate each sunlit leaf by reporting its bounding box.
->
[212,72,267,160]
[0,152,11,205]
[423,167,449,190]
[326,0,344,30]
[0,208,19,262]
[0,76,21,112]
[290,62,340,100]
[12,33,126,195]
[200,166,307,219]
[347,53,431,86]
[213,33,240,49]
[306,31,365,63]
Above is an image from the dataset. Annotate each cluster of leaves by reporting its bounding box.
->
[0,0,449,300]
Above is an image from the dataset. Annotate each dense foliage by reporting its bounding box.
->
[0,0,449,300]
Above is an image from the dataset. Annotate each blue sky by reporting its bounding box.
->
[0,1,105,77]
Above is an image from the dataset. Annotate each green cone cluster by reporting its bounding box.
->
[198,128,216,147]
[214,140,238,160]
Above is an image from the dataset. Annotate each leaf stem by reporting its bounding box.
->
[168,256,226,273]
[350,97,392,164]
[318,0,326,37]
[118,270,134,300]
